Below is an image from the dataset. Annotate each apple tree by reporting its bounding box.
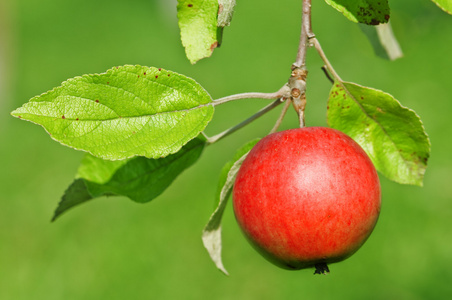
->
[11,0,448,274]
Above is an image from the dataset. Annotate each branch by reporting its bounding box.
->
[292,0,313,70]
[286,0,313,128]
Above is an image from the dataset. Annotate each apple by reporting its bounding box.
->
[232,127,381,273]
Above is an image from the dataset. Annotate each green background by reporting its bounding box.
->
[1,0,451,298]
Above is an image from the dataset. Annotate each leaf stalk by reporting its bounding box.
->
[212,89,286,106]
[206,99,285,144]
[312,37,343,82]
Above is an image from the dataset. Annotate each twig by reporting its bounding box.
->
[206,99,284,145]
[292,0,313,70]
[287,0,313,128]
[321,66,334,84]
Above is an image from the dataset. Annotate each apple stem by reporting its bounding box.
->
[269,99,292,134]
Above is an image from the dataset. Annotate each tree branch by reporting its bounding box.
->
[286,0,313,128]
[292,0,313,70]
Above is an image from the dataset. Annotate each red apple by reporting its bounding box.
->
[232,127,381,273]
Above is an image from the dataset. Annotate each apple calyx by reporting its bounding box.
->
[314,263,330,275]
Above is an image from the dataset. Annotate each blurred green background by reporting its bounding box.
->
[1,0,451,299]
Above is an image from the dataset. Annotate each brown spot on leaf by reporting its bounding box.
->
[62,115,66,119]
[210,41,219,51]
[155,75,158,79]
[158,68,162,71]
[95,99,99,103]
[187,4,193,7]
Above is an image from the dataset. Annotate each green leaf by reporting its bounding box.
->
[52,136,207,221]
[359,22,403,61]
[11,65,214,160]
[431,0,452,14]
[52,179,95,222]
[202,138,260,275]
[217,0,237,45]
[327,81,430,186]
[218,0,236,27]
[325,0,390,25]
[177,0,219,64]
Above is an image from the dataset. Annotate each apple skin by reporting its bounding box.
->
[232,127,381,271]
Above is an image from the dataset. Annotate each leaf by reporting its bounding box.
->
[218,0,236,27]
[431,0,452,14]
[217,0,237,45]
[177,0,219,64]
[52,136,207,221]
[325,0,390,25]
[11,65,214,160]
[52,179,95,222]
[359,22,403,61]
[327,81,430,186]
[202,139,260,275]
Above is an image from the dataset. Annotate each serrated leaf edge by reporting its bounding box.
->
[329,80,430,186]
[11,65,214,161]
